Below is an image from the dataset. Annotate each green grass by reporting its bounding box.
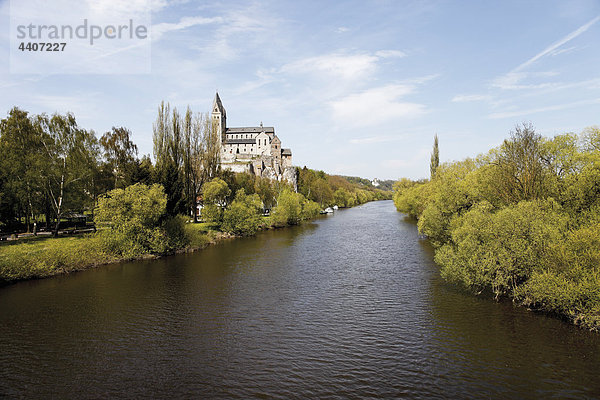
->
[0,226,216,283]
[187,222,221,232]
[0,235,115,282]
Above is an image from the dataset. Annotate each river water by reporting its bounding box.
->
[1,200,599,398]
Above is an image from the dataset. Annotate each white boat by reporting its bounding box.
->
[332,205,339,210]
[324,207,334,213]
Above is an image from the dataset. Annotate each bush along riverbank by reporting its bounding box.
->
[393,124,600,331]
[1,173,391,284]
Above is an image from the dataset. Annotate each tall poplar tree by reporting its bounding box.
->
[430,134,439,179]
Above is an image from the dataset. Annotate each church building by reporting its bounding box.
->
[212,93,294,181]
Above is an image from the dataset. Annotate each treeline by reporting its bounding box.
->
[394,123,600,330]
[298,168,391,208]
[0,103,391,281]
[192,166,391,237]
[0,103,224,235]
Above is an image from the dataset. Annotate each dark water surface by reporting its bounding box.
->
[1,200,599,398]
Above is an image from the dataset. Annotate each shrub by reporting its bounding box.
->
[271,189,303,227]
[301,200,321,220]
[435,199,567,298]
[94,183,169,257]
[222,189,262,236]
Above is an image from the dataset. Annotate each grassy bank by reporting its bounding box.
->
[0,224,219,284]
[0,199,384,285]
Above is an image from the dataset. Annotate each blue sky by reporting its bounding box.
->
[1,0,600,180]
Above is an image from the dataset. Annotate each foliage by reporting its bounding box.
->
[430,134,439,179]
[222,189,263,236]
[100,126,138,189]
[201,177,231,222]
[393,123,600,330]
[270,189,304,227]
[301,199,321,220]
[436,200,566,298]
[297,167,391,207]
[0,235,112,283]
[94,183,170,257]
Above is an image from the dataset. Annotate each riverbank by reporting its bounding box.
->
[392,126,600,331]
[0,224,226,285]
[0,205,364,285]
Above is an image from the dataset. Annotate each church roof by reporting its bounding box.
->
[225,138,256,145]
[282,148,292,156]
[213,92,226,117]
[226,127,275,134]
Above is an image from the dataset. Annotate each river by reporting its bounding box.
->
[1,200,599,398]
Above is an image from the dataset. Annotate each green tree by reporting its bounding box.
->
[0,107,46,231]
[255,176,276,211]
[100,126,138,189]
[271,189,303,226]
[222,189,262,236]
[493,123,547,204]
[153,103,185,215]
[430,134,439,179]
[311,178,333,206]
[333,188,350,208]
[94,183,170,257]
[37,113,98,235]
[435,199,566,298]
[201,177,231,222]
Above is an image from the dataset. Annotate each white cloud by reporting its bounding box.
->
[280,49,407,81]
[85,0,156,16]
[152,16,223,40]
[330,84,427,127]
[513,15,600,72]
[492,16,600,90]
[489,98,600,119]
[452,94,492,102]
[281,53,379,80]
[550,46,578,56]
[375,50,406,58]
[335,27,349,33]
[349,135,404,144]
[491,71,561,90]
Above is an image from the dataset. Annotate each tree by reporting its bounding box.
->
[200,115,221,184]
[333,188,351,208]
[271,189,303,226]
[128,154,154,186]
[153,103,185,215]
[580,126,600,153]
[100,126,138,188]
[94,183,168,257]
[255,176,276,211]
[36,113,97,235]
[201,177,230,222]
[430,134,439,179]
[311,178,333,206]
[222,189,262,236]
[0,108,46,232]
[493,122,547,204]
[182,107,194,217]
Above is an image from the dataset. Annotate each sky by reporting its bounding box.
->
[1,0,600,180]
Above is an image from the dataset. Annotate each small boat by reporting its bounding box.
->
[332,205,339,210]
[324,207,334,213]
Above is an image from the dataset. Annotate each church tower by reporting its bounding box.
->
[212,92,227,144]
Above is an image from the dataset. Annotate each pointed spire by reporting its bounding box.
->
[212,91,226,117]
